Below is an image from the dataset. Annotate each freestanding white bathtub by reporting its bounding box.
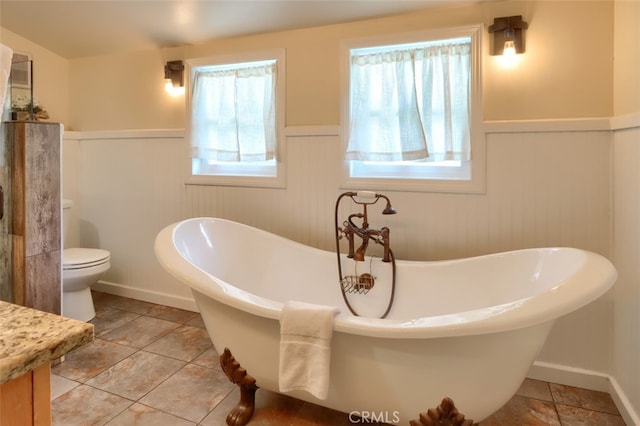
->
[155,217,617,425]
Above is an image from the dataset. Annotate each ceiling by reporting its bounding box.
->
[0,0,451,59]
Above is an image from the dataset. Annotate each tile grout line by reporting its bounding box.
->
[86,298,229,424]
[548,381,564,426]
[54,293,627,426]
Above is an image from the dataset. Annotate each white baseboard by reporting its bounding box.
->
[528,361,639,425]
[528,361,610,392]
[91,280,199,312]
[609,375,640,426]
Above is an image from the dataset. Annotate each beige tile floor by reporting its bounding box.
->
[51,291,626,425]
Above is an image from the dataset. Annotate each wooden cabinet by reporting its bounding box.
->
[4,121,61,314]
[0,364,51,426]
[0,301,93,426]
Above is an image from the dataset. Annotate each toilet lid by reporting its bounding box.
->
[63,248,110,270]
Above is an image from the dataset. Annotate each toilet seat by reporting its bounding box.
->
[63,248,110,270]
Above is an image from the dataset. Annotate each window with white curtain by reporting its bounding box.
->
[187,50,285,188]
[342,26,484,193]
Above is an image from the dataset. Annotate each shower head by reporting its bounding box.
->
[379,195,397,215]
[382,203,396,215]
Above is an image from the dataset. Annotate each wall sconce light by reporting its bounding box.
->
[488,15,528,56]
[164,60,184,93]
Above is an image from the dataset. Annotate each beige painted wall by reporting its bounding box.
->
[69,49,184,131]
[67,0,614,131]
[4,0,638,419]
[0,28,69,125]
[614,0,640,115]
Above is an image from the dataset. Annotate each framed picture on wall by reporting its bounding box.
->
[10,52,32,88]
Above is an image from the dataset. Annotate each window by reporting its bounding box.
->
[341,26,484,193]
[187,50,286,188]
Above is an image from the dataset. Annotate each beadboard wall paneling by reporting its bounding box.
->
[72,133,192,305]
[64,123,612,372]
[612,124,640,424]
[184,131,343,251]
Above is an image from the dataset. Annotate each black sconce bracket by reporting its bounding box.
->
[488,15,528,55]
[164,60,184,87]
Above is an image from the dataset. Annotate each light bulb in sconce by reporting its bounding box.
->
[165,80,185,96]
[503,40,517,57]
[164,79,184,96]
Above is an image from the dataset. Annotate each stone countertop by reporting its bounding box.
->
[0,301,94,384]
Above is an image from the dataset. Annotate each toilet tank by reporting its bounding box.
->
[62,199,73,248]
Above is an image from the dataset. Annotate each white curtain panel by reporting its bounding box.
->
[347,39,471,162]
[191,62,277,162]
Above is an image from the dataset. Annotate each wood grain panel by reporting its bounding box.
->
[32,363,51,426]
[11,235,25,306]
[24,123,61,257]
[6,122,62,314]
[25,250,61,315]
[9,122,25,238]
[0,369,34,426]
[0,363,51,426]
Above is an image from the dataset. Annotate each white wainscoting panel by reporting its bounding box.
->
[64,122,613,376]
[612,124,640,425]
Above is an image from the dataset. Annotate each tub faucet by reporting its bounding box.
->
[337,191,396,263]
[334,191,398,318]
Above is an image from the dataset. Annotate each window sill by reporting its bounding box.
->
[341,175,485,194]
[186,174,286,189]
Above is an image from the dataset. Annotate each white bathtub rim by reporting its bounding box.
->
[154,217,617,339]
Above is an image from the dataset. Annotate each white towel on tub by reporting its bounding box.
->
[279,300,339,400]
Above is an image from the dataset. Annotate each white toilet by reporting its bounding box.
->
[62,199,111,321]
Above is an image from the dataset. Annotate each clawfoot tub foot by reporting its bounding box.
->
[220,347,259,426]
[409,397,475,426]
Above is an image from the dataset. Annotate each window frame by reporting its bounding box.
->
[185,49,286,189]
[340,25,485,194]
